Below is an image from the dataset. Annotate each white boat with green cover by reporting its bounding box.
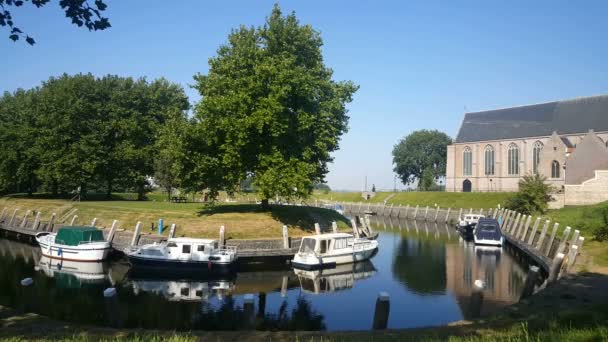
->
[35,226,111,262]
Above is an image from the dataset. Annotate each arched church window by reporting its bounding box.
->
[533,141,543,174]
[551,160,560,178]
[508,143,519,175]
[463,146,472,176]
[484,145,494,175]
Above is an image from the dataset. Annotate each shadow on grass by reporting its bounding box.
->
[4,192,151,202]
[197,204,350,232]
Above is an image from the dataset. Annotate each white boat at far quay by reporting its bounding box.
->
[292,233,378,270]
[35,226,112,262]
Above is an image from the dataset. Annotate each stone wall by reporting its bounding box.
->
[565,170,608,205]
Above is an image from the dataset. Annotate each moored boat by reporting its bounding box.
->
[291,233,378,270]
[473,218,504,246]
[126,237,237,273]
[457,214,485,240]
[35,226,112,262]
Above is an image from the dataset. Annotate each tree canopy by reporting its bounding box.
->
[505,174,554,215]
[0,73,189,199]
[392,129,452,190]
[0,0,110,45]
[185,4,358,205]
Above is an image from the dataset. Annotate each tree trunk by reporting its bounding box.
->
[166,186,172,201]
[106,179,113,199]
[261,198,270,210]
[51,180,58,196]
[137,183,145,201]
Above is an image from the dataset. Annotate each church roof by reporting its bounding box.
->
[455,94,608,143]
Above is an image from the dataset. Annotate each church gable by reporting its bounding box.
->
[539,132,568,180]
[565,130,608,185]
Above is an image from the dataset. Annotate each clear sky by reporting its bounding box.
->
[2,1,608,191]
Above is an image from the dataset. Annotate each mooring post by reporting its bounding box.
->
[520,266,540,300]
[91,218,98,227]
[567,245,579,270]
[395,204,402,218]
[31,211,41,230]
[479,208,484,216]
[424,206,429,220]
[576,236,585,251]
[219,225,226,247]
[520,215,532,241]
[107,220,118,242]
[518,215,528,238]
[358,201,363,214]
[547,252,565,284]
[556,226,572,256]
[280,276,288,297]
[8,209,19,226]
[536,220,551,250]
[331,221,338,233]
[281,225,289,249]
[372,292,390,330]
[413,205,419,220]
[404,204,410,219]
[570,230,580,248]
[388,204,394,217]
[168,223,176,239]
[513,214,523,237]
[20,210,31,228]
[543,223,560,257]
[314,223,321,235]
[457,208,463,221]
[445,207,451,223]
[469,208,473,214]
[434,206,440,222]
[470,280,485,319]
[47,213,57,232]
[509,213,520,235]
[350,219,360,238]
[70,215,78,226]
[528,217,541,245]
[501,210,510,229]
[130,222,142,246]
[0,207,6,222]
[243,294,255,329]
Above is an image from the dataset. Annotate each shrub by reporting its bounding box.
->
[505,174,554,215]
[593,207,608,241]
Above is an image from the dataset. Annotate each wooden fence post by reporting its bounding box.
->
[520,215,532,241]
[528,217,541,245]
[445,207,451,223]
[543,223,560,257]
[332,221,338,233]
[130,221,142,247]
[219,225,225,247]
[168,223,176,239]
[536,220,551,250]
[31,212,41,230]
[282,225,289,248]
[20,210,31,228]
[547,253,565,284]
[47,213,57,232]
[90,218,98,227]
[70,215,78,226]
[351,219,360,238]
[413,205,419,220]
[107,220,118,242]
[567,245,579,270]
[8,209,18,226]
[458,208,463,221]
[555,226,572,255]
[434,206,440,222]
[570,230,580,248]
[314,223,321,235]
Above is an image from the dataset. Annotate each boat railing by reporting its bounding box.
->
[215,245,238,254]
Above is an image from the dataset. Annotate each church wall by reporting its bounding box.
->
[565,171,608,205]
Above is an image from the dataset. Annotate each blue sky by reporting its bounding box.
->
[2,1,608,191]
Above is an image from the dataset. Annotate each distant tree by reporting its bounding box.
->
[153,109,190,201]
[505,174,554,215]
[187,5,358,207]
[313,182,331,194]
[371,184,376,192]
[0,0,110,45]
[392,130,452,190]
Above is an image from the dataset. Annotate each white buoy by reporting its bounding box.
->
[103,287,117,298]
[20,278,33,286]
[474,279,485,289]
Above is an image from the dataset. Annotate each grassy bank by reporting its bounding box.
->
[0,195,350,239]
[313,191,512,209]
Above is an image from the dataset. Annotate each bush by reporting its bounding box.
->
[593,207,608,241]
[505,174,554,215]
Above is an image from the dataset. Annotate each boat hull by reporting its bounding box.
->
[292,247,377,270]
[36,237,111,262]
[127,255,236,274]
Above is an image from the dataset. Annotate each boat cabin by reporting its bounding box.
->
[298,233,354,256]
[138,238,220,258]
[463,214,485,223]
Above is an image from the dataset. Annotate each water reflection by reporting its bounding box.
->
[36,256,110,288]
[295,260,376,294]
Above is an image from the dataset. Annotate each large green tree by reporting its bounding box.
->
[392,129,452,190]
[187,5,358,206]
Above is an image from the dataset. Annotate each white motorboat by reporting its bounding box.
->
[473,218,504,247]
[457,214,486,237]
[126,237,237,273]
[292,233,378,270]
[35,226,112,262]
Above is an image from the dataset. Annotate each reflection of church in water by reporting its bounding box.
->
[445,242,527,319]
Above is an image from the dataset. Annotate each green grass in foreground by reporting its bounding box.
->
[313,191,512,209]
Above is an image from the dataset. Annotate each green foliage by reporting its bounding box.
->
[0,0,110,45]
[154,109,190,200]
[392,129,452,189]
[593,207,608,241]
[505,174,554,215]
[0,73,189,199]
[186,4,358,203]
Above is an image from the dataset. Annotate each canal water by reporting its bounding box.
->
[0,218,531,331]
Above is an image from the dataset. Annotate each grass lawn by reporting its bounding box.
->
[313,191,513,209]
[0,195,350,240]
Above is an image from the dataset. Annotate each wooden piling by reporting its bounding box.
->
[91,218,98,227]
[510,213,521,235]
[314,223,321,235]
[404,204,410,218]
[31,212,41,230]
[520,266,540,299]
[8,209,18,226]
[424,206,429,220]
[567,245,579,270]
[350,219,360,238]
[536,220,551,250]
[130,222,142,246]
[0,207,6,222]
[520,215,532,241]
[413,205,419,220]
[479,208,484,216]
[528,217,541,245]
[70,215,78,226]
[372,292,390,330]
[458,208,463,221]
[47,213,57,232]
[331,221,338,233]
[388,204,394,217]
[168,224,176,239]
[570,230,580,248]
[434,206,440,222]
[280,276,288,297]
[543,223,560,257]
[547,252,565,284]
[20,210,31,228]
[107,220,118,242]
[282,225,289,249]
[396,204,402,218]
[445,207,451,223]
[556,226,572,255]
[219,225,226,247]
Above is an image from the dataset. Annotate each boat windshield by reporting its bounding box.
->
[479,224,498,232]
[299,238,316,254]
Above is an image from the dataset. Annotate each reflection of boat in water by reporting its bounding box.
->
[295,260,376,294]
[36,256,109,288]
[128,270,236,302]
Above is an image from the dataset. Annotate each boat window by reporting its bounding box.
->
[334,238,348,249]
[143,249,163,256]
[320,240,328,254]
[167,242,177,248]
[182,245,191,254]
[479,224,497,232]
[197,245,205,252]
[214,242,218,249]
[195,290,203,297]
[181,288,189,296]
[299,238,316,253]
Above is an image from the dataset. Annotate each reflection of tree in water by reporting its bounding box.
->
[392,237,446,295]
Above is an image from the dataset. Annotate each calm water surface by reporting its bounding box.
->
[0,218,531,331]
